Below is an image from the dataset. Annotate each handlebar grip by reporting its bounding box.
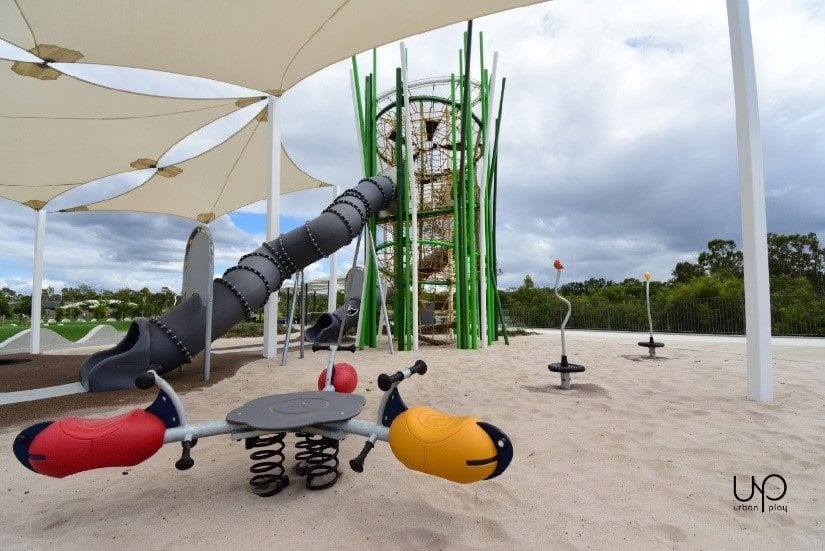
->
[377,372,403,391]
[134,372,156,390]
[410,360,428,376]
[312,342,357,353]
[377,360,428,391]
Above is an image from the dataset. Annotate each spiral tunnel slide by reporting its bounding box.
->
[79,172,396,392]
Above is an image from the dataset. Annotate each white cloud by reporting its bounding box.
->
[1,0,823,300]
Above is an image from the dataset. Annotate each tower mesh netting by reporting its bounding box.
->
[375,78,484,344]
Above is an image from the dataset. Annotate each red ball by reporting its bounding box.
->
[317,362,358,393]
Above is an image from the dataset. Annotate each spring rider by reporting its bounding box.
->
[637,271,665,358]
[547,259,585,389]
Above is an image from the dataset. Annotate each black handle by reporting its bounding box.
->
[134,371,156,390]
[312,342,357,353]
[349,440,375,473]
[377,360,428,391]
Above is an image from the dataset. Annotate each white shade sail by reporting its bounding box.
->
[1,0,546,93]
[0,59,256,208]
[70,114,329,222]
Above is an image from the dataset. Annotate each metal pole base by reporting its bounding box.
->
[638,337,664,359]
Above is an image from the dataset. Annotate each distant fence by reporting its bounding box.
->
[505,297,825,337]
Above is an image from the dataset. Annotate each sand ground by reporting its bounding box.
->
[0,332,823,550]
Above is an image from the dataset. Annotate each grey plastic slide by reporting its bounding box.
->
[79,172,396,392]
[303,242,450,343]
[304,239,449,343]
[304,267,364,343]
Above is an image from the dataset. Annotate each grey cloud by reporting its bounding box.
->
[1,1,823,297]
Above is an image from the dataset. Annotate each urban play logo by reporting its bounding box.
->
[733,474,788,513]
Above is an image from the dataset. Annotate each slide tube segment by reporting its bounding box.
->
[80,172,396,391]
[305,267,364,343]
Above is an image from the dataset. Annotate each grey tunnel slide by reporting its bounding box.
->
[303,244,450,343]
[304,266,364,344]
[79,172,396,392]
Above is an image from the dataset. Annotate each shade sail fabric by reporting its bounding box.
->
[71,116,329,221]
[1,0,546,93]
[0,59,258,207]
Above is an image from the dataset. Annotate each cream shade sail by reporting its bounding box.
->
[0,59,258,208]
[69,115,329,222]
[1,0,546,93]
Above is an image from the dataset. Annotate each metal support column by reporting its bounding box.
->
[726,0,772,401]
[263,95,282,358]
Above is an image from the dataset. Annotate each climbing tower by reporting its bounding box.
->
[352,30,508,350]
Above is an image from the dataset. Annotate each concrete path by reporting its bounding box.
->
[0,383,86,406]
[531,328,825,347]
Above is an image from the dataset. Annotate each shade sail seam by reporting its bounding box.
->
[0,182,76,188]
[12,0,39,57]
[280,0,350,90]
[0,101,237,121]
[210,121,260,214]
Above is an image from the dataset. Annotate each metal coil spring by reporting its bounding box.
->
[294,433,340,490]
[245,433,289,497]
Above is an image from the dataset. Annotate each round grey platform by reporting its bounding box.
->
[226,391,366,431]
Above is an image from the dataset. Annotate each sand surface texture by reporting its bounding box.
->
[1,333,823,549]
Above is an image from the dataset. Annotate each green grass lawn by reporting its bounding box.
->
[0,320,131,343]
[0,325,27,342]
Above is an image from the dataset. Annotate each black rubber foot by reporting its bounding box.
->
[349,458,364,473]
[175,457,194,470]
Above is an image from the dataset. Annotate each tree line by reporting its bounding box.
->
[500,233,825,336]
[0,284,179,321]
[3,232,822,335]
[0,282,336,324]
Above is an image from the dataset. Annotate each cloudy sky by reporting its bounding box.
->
[1,0,823,295]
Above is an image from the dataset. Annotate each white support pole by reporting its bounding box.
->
[401,42,420,350]
[477,52,498,349]
[327,184,340,312]
[202,225,214,381]
[29,208,45,354]
[726,0,772,401]
[263,95,281,358]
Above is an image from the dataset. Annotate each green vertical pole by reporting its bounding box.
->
[362,75,372,347]
[366,46,379,348]
[369,73,379,347]
[478,35,489,346]
[393,68,408,351]
[465,95,478,350]
[359,74,379,348]
[462,27,478,349]
[450,74,465,349]
[480,62,495,344]
[491,78,508,344]
[456,42,472,349]
[492,148,509,345]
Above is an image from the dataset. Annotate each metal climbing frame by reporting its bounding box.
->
[351,29,510,350]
